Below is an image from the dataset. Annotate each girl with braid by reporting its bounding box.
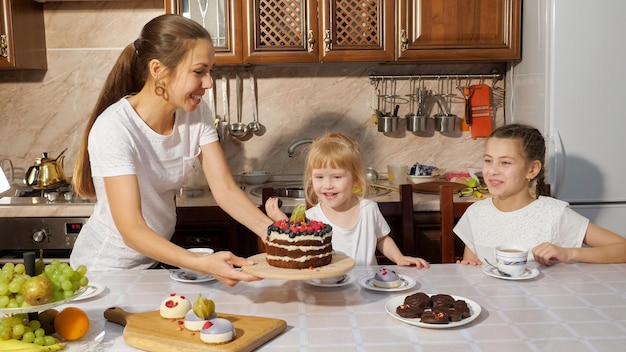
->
[454,124,626,266]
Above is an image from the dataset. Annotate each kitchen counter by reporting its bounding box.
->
[53,262,626,351]
[0,180,459,217]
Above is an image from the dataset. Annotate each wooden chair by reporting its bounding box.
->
[259,184,416,261]
[439,185,471,263]
[439,183,552,264]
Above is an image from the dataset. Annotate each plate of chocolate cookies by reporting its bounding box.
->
[385,292,481,328]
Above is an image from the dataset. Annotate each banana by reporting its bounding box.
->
[0,339,66,351]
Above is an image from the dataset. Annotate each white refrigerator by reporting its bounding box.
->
[506,0,626,235]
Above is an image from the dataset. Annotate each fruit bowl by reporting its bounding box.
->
[239,171,272,185]
[0,286,87,315]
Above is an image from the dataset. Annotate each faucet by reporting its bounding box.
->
[287,139,314,157]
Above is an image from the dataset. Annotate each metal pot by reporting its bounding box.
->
[378,105,399,132]
[434,113,460,132]
[406,114,429,132]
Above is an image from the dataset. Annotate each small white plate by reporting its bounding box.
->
[305,273,356,287]
[482,265,540,280]
[72,283,105,301]
[385,294,481,329]
[169,271,216,283]
[359,274,416,292]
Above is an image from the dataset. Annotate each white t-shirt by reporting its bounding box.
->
[306,199,390,266]
[70,98,218,270]
[453,196,589,263]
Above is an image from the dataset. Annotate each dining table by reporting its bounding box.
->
[53,262,626,351]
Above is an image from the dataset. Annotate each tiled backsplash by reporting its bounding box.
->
[0,1,505,188]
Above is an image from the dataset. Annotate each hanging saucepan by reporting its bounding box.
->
[433,77,460,133]
[406,77,430,132]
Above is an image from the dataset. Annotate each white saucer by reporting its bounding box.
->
[169,271,216,283]
[72,283,106,301]
[359,274,416,292]
[482,265,540,280]
[305,273,357,287]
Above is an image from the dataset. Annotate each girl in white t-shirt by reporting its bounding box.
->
[265,132,429,268]
[455,124,626,265]
[70,15,273,286]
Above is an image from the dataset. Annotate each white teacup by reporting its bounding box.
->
[181,247,214,277]
[495,245,528,277]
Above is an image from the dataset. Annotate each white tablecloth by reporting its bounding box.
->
[52,263,626,351]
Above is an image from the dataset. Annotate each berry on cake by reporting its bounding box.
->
[159,293,191,319]
[265,204,333,269]
[200,318,235,344]
[372,267,402,288]
[184,293,217,331]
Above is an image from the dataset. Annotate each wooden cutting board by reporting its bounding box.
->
[104,307,286,352]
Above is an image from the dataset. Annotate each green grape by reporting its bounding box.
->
[21,331,35,343]
[28,320,41,331]
[70,271,81,281]
[0,281,8,295]
[63,290,74,299]
[7,298,18,308]
[0,327,10,340]
[7,280,21,293]
[33,336,45,346]
[61,280,72,291]
[50,259,61,267]
[71,281,80,291]
[12,323,25,337]
[76,264,87,277]
[79,276,89,286]
[14,294,23,305]
[43,335,57,346]
[33,328,45,338]
[2,263,15,273]
[13,263,25,274]
[44,264,55,276]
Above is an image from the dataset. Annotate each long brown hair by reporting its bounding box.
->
[489,124,548,197]
[304,132,368,206]
[73,14,211,197]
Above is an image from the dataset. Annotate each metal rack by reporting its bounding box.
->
[368,73,503,84]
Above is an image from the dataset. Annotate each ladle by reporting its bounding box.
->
[247,72,261,134]
[221,75,230,137]
[229,73,249,139]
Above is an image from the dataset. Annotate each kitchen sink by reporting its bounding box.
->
[249,182,391,199]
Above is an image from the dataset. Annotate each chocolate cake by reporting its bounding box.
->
[265,205,333,269]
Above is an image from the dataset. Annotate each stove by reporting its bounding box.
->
[0,185,95,264]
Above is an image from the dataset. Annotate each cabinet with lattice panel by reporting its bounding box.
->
[243,0,394,63]
[0,0,47,70]
[397,0,521,62]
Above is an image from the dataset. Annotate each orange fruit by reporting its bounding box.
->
[53,307,90,341]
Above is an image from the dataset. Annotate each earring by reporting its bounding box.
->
[155,79,166,97]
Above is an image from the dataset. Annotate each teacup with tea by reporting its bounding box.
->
[494,245,529,277]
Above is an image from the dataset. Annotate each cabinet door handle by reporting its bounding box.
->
[307,30,315,52]
[323,30,331,52]
[400,29,408,52]
[0,34,8,58]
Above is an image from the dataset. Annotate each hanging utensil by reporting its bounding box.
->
[247,72,262,134]
[221,75,230,138]
[457,77,474,131]
[229,73,249,139]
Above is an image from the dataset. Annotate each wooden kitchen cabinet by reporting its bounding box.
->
[243,0,394,63]
[167,0,394,64]
[171,206,260,258]
[0,0,47,69]
[397,0,521,62]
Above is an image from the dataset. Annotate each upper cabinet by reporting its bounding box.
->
[397,0,521,62]
[166,0,520,65]
[0,0,47,70]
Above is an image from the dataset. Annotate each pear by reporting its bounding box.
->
[22,274,54,306]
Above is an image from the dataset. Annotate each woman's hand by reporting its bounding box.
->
[193,251,262,287]
[395,256,430,269]
[265,197,288,222]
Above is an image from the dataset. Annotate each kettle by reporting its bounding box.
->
[24,149,67,190]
